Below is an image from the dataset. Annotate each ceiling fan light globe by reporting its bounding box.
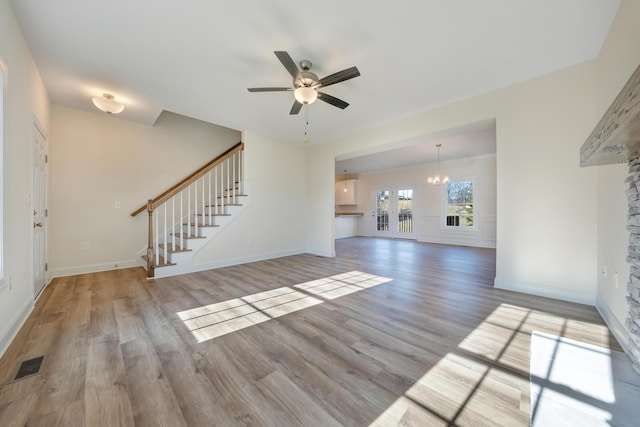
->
[294,86,318,105]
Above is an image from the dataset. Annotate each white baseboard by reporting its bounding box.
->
[494,277,596,305]
[305,247,335,258]
[154,248,307,278]
[52,259,141,278]
[0,298,33,359]
[596,295,632,355]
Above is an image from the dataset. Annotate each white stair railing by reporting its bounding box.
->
[131,142,244,278]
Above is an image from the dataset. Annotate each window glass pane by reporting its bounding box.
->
[445,180,474,227]
[397,189,413,233]
[375,190,389,231]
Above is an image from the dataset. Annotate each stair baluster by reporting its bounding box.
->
[220,161,225,214]
[171,198,176,252]
[179,191,184,250]
[232,155,236,204]
[155,204,159,267]
[131,142,244,278]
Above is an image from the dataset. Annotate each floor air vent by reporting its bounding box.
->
[14,355,44,381]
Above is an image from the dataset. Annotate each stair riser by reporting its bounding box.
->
[170,205,244,238]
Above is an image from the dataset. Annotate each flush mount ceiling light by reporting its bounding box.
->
[293,86,318,105]
[427,144,450,186]
[92,93,125,114]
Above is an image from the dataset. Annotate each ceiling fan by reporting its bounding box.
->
[248,51,361,115]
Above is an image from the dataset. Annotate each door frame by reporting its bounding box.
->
[32,114,49,299]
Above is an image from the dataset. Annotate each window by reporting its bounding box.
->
[444,178,476,228]
[0,57,6,287]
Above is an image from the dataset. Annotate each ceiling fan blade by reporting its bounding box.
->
[248,87,292,92]
[317,66,360,88]
[274,51,299,79]
[290,101,303,115]
[317,92,349,109]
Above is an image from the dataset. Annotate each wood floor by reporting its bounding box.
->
[0,238,621,426]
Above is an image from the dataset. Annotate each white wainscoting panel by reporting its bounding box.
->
[418,215,496,248]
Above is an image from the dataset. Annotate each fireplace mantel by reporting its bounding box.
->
[581,62,640,374]
[580,63,640,167]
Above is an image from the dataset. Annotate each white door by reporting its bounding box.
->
[33,121,47,298]
[372,187,416,239]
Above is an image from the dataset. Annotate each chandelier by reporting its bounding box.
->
[427,144,449,186]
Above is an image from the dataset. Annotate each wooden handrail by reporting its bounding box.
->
[131,142,244,216]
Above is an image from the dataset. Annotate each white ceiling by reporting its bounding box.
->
[336,120,496,175]
[10,0,619,147]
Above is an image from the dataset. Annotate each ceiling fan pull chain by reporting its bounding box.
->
[305,104,309,136]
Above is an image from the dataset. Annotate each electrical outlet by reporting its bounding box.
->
[114,201,121,209]
[82,241,90,251]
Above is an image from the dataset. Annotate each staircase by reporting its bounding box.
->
[131,142,247,278]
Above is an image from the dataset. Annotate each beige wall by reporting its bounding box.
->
[50,106,240,275]
[594,0,640,349]
[307,61,598,304]
[0,0,51,355]
[191,130,307,267]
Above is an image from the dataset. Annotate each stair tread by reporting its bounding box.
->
[172,233,207,239]
[183,223,220,227]
[142,254,175,267]
[205,204,243,207]
[158,243,192,253]
[196,213,231,216]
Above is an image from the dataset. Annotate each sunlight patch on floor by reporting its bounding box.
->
[374,303,576,426]
[529,331,640,426]
[294,271,392,300]
[371,351,526,426]
[176,271,392,343]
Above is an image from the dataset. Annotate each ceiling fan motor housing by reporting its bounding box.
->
[296,60,318,88]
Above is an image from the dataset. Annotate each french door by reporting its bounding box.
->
[372,187,416,239]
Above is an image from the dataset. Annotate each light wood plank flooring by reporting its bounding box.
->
[0,238,621,426]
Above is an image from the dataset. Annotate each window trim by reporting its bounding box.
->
[0,56,7,289]
[441,176,478,231]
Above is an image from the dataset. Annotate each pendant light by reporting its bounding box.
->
[427,144,449,186]
[343,170,348,192]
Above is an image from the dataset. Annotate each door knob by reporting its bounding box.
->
[34,222,43,228]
